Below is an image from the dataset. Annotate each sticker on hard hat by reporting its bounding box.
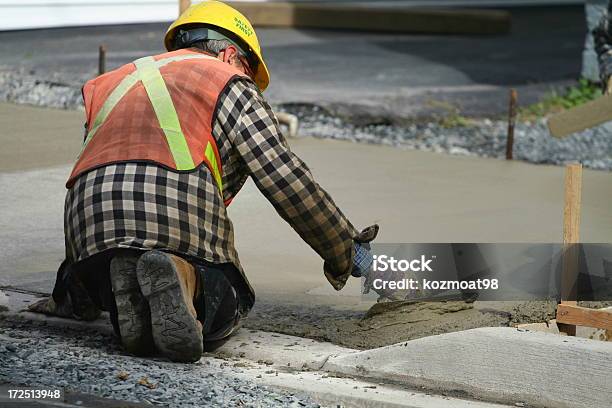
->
[234,17,253,37]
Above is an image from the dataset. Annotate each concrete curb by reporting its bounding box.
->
[214,328,355,370]
[228,2,511,35]
[243,367,512,408]
[323,327,612,408]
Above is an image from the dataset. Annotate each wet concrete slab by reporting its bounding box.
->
[2,102,612,348]
[0,103,82,172]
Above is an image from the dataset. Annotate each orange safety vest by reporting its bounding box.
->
[67,49,248,206]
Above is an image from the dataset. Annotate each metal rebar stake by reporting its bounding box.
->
[506,88,517,160]
[98,45,106,76]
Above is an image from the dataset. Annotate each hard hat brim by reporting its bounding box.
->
[252,58,270,92]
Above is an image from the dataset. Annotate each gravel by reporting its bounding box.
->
[0,321,318,407]
[281,105,612,171]
[0,69,85,110]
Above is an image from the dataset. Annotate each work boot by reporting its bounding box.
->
[136,250,203,363]
[109,252,153,356]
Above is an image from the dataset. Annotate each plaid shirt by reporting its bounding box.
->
[65,78,365,314]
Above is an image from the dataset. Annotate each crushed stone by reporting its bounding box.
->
[0,320,317,408]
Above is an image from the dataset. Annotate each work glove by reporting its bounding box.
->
[352,242,413,301]
[351,242,373,278]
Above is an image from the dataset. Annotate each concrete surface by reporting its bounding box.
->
[246,368,514,408]
[214,327,355,370]
[0,6,586,119]
[3,102,612,309]
[0,102,82,172]
[324,327,612,408]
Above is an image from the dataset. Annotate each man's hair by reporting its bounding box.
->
[190,39,234,55]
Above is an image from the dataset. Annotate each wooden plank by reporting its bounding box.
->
[556,304,612,331]
[548,93,612,138]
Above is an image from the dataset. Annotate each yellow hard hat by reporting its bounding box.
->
[165,0,270,91]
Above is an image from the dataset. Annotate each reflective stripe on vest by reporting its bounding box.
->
[80,54,224,193]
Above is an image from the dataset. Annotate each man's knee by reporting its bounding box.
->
[194,264,241,346]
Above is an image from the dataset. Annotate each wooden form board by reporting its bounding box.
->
[557,304,612,331]
[548,93,612,138]
[227,2,511,35]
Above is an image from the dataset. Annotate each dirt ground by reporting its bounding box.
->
[244,299,611,350]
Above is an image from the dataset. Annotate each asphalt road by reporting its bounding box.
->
[0,6,586,118]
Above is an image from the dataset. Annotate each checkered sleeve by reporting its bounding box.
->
[216,79,360,290]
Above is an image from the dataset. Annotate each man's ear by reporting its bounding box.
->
[221,45,239,64]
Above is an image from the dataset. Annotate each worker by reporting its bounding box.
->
[594,1,612,92]
[33,0,378,363]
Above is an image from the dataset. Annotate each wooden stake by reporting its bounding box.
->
[557,163,582,336]
[506,89,517,160]
[98,45,106,76]
[562,163,582,246]
[179,0,191,15]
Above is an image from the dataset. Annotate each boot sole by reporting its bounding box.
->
[109,253,153,356]
[136,251,203,363]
